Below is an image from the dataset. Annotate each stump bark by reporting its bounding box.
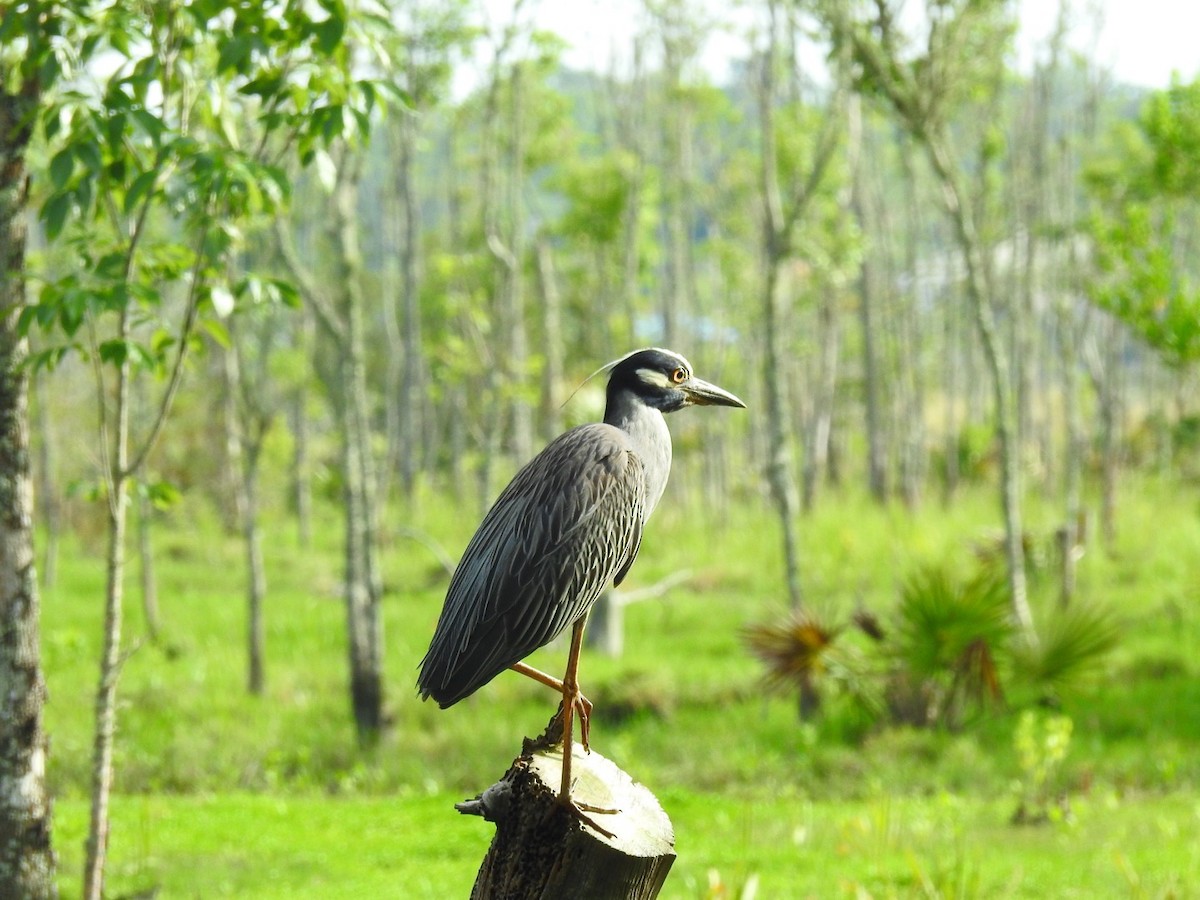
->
[457,737,675,899]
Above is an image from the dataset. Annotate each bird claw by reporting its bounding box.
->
[575,693,593,752]
[558,794,619,839]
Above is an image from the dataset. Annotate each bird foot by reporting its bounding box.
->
[527,695,595,753]
[575,693,593,752]
[557,793,619,839]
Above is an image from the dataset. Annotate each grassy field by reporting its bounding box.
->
[42,474,1200,897]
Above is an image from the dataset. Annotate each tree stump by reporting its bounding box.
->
[456,726,675,900]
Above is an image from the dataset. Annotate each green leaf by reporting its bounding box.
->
[130,108,167,146]
[202,318,231,349]
[28,346,73,373]
[217,34,252,74]
[98,339,130,367]
[145,480,182,511]
[17,305,41,336]
[49,147,74,189]
[312,15,346,55]
[125,170,159,215]
[42,192,72,240]
[75,139,103,175]
[239,72,284,99]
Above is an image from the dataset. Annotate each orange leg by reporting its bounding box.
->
[509,654,593,749]
[556,617,588,799]
[509,617,616,834]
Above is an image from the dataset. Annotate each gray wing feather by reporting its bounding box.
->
[417,423,646,707]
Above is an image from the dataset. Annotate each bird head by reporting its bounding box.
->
[605,348,746,414]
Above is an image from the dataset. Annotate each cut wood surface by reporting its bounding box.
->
[459,741,676,899]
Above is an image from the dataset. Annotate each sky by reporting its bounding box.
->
[476,0,1200,92]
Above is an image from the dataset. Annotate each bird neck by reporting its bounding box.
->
[604,389,673,519]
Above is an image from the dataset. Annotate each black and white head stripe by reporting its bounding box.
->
[563,347,690,407]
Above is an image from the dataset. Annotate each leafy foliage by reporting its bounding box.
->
[1088,76,1200,368]
[743,607,882,722]
[18,0,388,377]
[889,565,1012,727]
[1011,710,1074,825]
[1011,602,1122,701]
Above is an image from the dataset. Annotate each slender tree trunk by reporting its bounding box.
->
[277,154,385,741]
[924,134,1035,637]
[1057,297,1083,607]
[32,368,59,590]
[136,490,160,641]
[802,289,840,510]
[535,240,564,441]
[615,45,647,351]
[763,261,804,609]
[288,388,312,549]
[288,310,314,549]
[942,288,962,502]
[757,20,804,610]
[476,34,517,508]
[659,89,688,348]
[505,65,532,464]
[854,206,886,502]
[1097,316,1122,549]
[396,112,426,500]
[0,80,57,895]
[83,311,133,900]
[223,335,267,693]
[243,443,266,695]
[332,165,385,742]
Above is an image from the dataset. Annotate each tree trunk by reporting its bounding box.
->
[396,112,426,500]
[221,333,267,692]
[83,309,133,900]
[505,64,533,465]
[32,368,59,590]
[802,288,840,511]
[1096,316,1122,549]
[762,261,804,610]
[0,80,57,896]
[535,240,564,441]
[279,154,386,742]
[287,308,313,550]
[854,210,887,503]
[462,745,675,899]
[243,444,267,695]
[615,43,647,351]
[924,134,1035,637]
[941,288,962,503]
[332,166,386,742]
[136,490,160,642]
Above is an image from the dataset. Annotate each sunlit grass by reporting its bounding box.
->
[50,789,1200,898]
[41,473,1200,895]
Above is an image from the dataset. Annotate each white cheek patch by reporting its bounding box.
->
[636,367,673,389]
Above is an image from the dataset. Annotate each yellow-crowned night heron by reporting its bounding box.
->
[418,347,744,822]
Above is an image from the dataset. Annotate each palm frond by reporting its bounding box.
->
[1012,602,1122,698]
[742,609,842,693]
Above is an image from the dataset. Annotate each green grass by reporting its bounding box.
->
[50,790,1200,897]
[41,473,1200,896]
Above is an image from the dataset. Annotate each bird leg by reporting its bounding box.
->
[509,665,593,750]
[509,621,617,835]
[557,616,587,800]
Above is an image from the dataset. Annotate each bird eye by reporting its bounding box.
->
[671,367,688,384]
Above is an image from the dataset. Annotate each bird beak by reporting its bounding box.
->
[681,376,746,409]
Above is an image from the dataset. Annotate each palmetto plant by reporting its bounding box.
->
[1010,602,1122,702]
[743,608,881,720]
[890,565,1013,728]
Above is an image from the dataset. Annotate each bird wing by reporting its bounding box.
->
[417,423,646,707]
